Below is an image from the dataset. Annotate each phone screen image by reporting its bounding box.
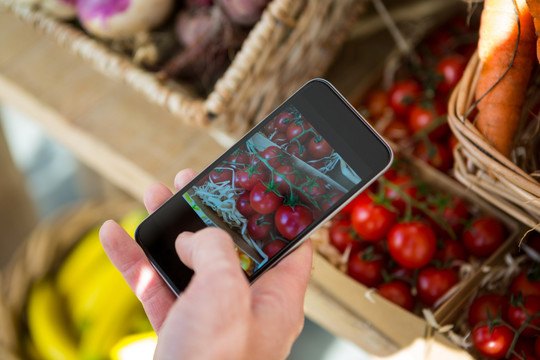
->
[181,104,362,276]
[135,79,393,294]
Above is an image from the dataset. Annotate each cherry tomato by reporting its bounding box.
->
[260,146,286,168]
[468,293,509,327]
[435,54,466,93]
[250,183,283,214]
[407,101,449,141]
[340,191,372,215]
[507,295,540,337]
[235,164,268,191]
[270,132,289,147]
[247,213,274,241]
[263,119,276,137]
[272,164,297,194]
[513,337,536,359]
[329,218,361,254]
[347,248,385,288]
[262,239,288,258]
[307,135,333,159]
[416,266,458,307]
[388,79,422,117]
[447,134,459,154]
[426,30,456,57]
[510,268,540,298]
[383,174,420,215]
[227,149,249,169]
[387,221,437,269]
[287,120,313,143]
[535,337,540,358]
[472,324,514,359]
[377,280,414,311]
[435,238,469,265]
[429,196,470,236]
[274,205,313,240]
[366,89,388,119]
[236,191,257,218]
[413,141,452,172]
[350,200,397,242]
[209,168,232,184]
[382,119,411,143]
[287,142,309,161]
[274,111,295,133]
[300,177,326,205]
[319,191,344,213]
[462,216,506,258]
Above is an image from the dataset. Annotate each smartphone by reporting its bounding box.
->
[135,79,393,295]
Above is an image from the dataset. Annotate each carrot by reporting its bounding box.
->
[475,0,536,157]
[526,0,540,63]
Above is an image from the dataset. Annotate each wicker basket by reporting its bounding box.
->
[0,198,139,360]
[0,0,364,141]
[447,51,540,232]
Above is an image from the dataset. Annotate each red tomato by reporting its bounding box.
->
[510,268,540,299]
[260,146,285,168]
[250,183,283,215]
[274,205,313,240]
[387,79,422,117]
[272,164,297,194]
[507,295,540,337]
[300,177,326,204]
[407,101,449,141]
[430,196,470,236]
[262,239,288,258]
[319,191,345,213]
[462,216,506,258]
[447,134,459,154]
[535,337,540,358]
[472,324,514,359]
[347,248,385,288]
[209,168,232,184]
[435,238,469,265]
[340,191,372,215]
[263,119,276,136]
[413,141,452,172]
[236,191,257,218]
[383,174,420,215]
[274,111,295,133]
[270,132,289,147]
[307,135,333,159]
[227,149,249,169]
[350,200,397,242]
[329,219,360,254]
[387,221,437,269]
[513,337,537,359]
[366,89,388,119]
[287,142,309,161]
[235,164,268,191]
[382,119,411,143]
[287,120,313,143]
[435,54,466,93]
[377,280,414,311]
[468,293,509,327]
[416,266,458,307]
[247,213,274,241]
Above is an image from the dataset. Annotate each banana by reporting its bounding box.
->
[110,331,157,360]
[26,278,78,360]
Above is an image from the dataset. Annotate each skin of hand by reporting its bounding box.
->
[100,169,313,360]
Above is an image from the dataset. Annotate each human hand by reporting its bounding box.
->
[100,169,313,360]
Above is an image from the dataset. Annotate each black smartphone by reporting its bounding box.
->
[135,79,393,295]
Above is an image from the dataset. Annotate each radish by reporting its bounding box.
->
[77,0,174,39]
[216,0,270,26]
[40,0,77,20]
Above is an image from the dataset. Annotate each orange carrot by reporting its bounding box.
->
[476,0,536,157]
[526,0,540,63]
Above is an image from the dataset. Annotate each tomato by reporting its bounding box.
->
[462,216,506,258]
[507,295,540,337]
[350,200,397,242]
[382,119,411,143]
[347,248,385,288]
[263,119,276,137]
[286,120,313,143]
[209,168,232,184]
[274,205,313,240]
[377,280,414,311]
[274,111,295,133]
[435,238,469,265]
[513,337,537,359]
[413,141,452,172]
[447,134,459,154]
[270,132,289,147]
[388,79,422,117]
[250,183,283,214]
[247,213,274,241]
[340,191,372,215]
[383,174,420,215]
[287,142,310,161]
[272,164,297,194]
[307,135,333,159]
[535,337,540,358]
[472,324,514,359]
[300,177,326,204]
[416,266,458,307]
[366,89,388,119]
[319,190,345,213]
[387,221,437,269]
[407,101,449,141]
[227,149,249,169]
[329,218,361,254]
[468,293,509,327]
[510,268,540,298]
[235,164,268,191]
[426,30,456,57]
[435,54,466,93]
[262,239,288,258]
[430,196,470,236]
[236,191,257,218]
[260,146,286,168]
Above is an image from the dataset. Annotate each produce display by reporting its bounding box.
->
[356,13,479,174]
[315,157,509,314]
[24,209,157,360]
[184,105,362,275]
[33,0,271,94]
[450,233,540,360]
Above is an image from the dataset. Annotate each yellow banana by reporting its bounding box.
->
[110,331,157,360]
[27,279,78,360]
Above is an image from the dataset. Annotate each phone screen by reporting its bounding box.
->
[136,79,392,294]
